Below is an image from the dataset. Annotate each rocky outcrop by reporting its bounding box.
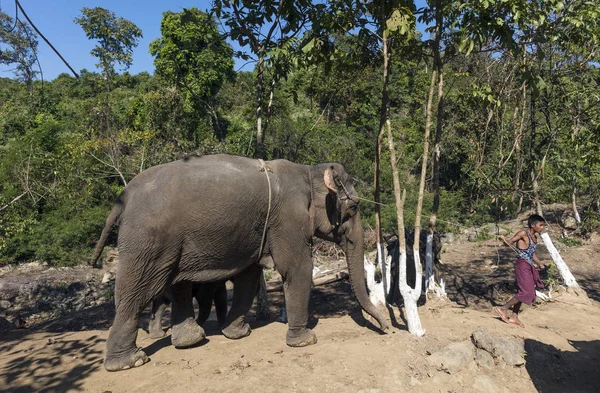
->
[0,265,113,328]
[426,330,526,373]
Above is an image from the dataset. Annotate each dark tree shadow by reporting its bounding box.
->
[575,274,600,302]
[525,338,600,393]
[0,329,104,393]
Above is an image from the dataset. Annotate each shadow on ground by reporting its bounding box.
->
[525,339,600,393]
[0,329,105,393]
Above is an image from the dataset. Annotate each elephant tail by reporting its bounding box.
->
[90,203,123,268]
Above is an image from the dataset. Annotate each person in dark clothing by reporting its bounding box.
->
[494,214,547,328]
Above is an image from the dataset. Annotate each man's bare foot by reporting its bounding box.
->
[508,317,525,328]
[494,307,509,324]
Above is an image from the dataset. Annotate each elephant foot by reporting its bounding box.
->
[286,328,317,347]
[222,322,252,340]
[171,317,206,348]
[104,348,149,372]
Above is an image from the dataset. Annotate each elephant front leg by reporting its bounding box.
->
[280,250,317,347]
[170,281,206,348]
[222,265,261,340]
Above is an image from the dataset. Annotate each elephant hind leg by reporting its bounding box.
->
[104,254,172,372]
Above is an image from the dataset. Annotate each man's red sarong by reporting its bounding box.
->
[515,258,544,304]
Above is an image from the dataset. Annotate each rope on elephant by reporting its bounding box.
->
[258,159,272,261]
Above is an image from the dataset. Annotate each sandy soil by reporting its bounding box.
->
[1,220,599,393]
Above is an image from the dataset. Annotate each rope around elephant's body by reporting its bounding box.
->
[258,159,272,261]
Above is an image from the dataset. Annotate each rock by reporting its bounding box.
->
[0,282,22,300]
[0,316,16,331]
[471,329,525,366]
[561,215,578,230]
[442,233,455,244]
[102,271,114,284]
[486,225,509,236]
[483,259,494,266]
[473,375,498,393]
[426,340,475,372]
[0,300,12,309]
[475,348,495,369]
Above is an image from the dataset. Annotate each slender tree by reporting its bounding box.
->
[150,7,235,139]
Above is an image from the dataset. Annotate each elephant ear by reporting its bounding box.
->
[324,166,343,194]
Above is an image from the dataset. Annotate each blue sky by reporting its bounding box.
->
[1,0,429,81]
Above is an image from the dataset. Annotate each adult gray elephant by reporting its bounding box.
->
[91,154,388,372]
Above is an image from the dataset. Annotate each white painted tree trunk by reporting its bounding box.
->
[377,242,391,299]
[540,232,579,288]
[365,256,386,307]
[399,247,425,336]
[572,190,582,224]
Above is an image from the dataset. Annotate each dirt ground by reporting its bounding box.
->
[1,217,600,393]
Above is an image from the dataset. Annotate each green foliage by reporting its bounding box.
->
[74,7,142,80]
[150,8,235,114]
[2,2,600,267]
[0,10,39,84]
[556,236,582,247]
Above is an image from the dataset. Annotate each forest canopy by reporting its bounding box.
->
[1,1,599,266]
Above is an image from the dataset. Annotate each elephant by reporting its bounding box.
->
[148,280,228,339]
[91,154,388,372]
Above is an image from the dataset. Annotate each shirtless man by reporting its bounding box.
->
[495,214,546,328]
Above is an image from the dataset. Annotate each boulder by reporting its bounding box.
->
[471,329,525,366]
[561,214,578,230]
[426,340,475,372]
[475,348,495,369]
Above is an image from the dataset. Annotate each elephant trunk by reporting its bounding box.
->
[344,214,389,332]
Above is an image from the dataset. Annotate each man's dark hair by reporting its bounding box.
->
[528,214,545,228]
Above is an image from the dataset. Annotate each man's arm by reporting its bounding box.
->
[499,230,525,247]
[532,253,546,269]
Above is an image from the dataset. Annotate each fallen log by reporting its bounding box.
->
[266,270,349,293]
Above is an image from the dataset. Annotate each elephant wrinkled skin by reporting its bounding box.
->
[91,154,388,371]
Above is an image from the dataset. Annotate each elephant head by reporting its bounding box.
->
[320,165,389,332]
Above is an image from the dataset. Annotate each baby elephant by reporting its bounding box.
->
[149,281,228,340]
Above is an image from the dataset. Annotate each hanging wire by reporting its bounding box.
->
[15,0,79,78]
[1,0,19,33]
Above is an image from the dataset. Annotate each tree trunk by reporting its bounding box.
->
[387,117,424,336]
[265,77,276,136]
[512,83,527,203]
[571,181,581,224]
[540,232,580,288]
[532,169,543,216]
[374,28,391,299]
[428,3,444,293]
[256,54,265,158]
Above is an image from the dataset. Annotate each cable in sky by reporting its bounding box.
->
[15,0,79,78]
[0,0,19,33]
